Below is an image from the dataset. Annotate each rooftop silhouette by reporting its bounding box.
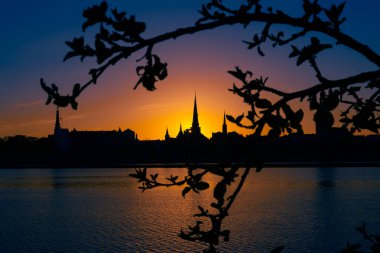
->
[1,94,380,168]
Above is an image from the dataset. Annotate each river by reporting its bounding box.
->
[0,167,379,252]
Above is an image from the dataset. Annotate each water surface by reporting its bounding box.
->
[0,167,379,252]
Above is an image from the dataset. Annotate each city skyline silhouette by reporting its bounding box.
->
[2,1,380,139]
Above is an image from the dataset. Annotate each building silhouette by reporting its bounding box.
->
[166,94,208,141]
[191,94,201,135]
[222,111,227,135]
[5,95,380,167]
[54,108,60,132]
[165,127,170,141]
[53,108,70,150]
[177,123,184,138]
[52,108,137,151]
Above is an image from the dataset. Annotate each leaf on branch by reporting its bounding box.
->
[257,46,265,56]
[196,4,213,25]
[246,111,255,123]
[227,66,252,82]
[244,41,258,50]
[82,1,108,31]
[294,109,304,123]
[40,79,80,110]
[111,8,127,22]
[166,175,178,183]
[255,98,272,109]
[182,187,192,198]
[195,181,210,191]
[213,181,226,202]
[294,37,332,66]
[119,14,146,39]
[266,114,285,129]
[134,54,168,91]
[236,113,245,123]
[150,173,158,181]
[64,37,96,62]
[98,24,110,41]
[323,2,347,29]
[63,52,79,62]
[352,109,379,133]
[282,104,294,119]
[129,168,147,182]
[324,90,340,111]
[309,95,319,110]
[270,31,285,47]
[312,16,330,27]
[64,37,84,61]
[303,0,322,17]
[289,45,300,58]
[53,95,71,108]
[40,79,53,105]
[226,114,236,123]
[229,83,245,97]
[89,69,99,84]
[72,83,81,98]
[247,79,260,90]
[95,38,112,64]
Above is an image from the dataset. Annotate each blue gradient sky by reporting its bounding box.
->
[1,0,380,139]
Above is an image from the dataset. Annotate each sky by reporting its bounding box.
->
[1,0,380,140]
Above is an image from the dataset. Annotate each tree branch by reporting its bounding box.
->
[254,69,380,135]
[221,167,250,218]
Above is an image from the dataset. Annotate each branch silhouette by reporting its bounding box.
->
[41,1,380,119]
[130,166,253,253]
[342,223,380,253]
[41,1,380,252]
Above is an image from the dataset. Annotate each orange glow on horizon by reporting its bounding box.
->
[1,22,318,139]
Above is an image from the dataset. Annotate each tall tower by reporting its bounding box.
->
[191,94,201,135]
[54,108,61,134]
[165,127,170,141]
[53,107,70,151]
[222,111,227,135]
[177,123,184,138]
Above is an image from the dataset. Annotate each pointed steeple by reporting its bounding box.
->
[222,111,227,135]
[177,123,184,138]
[191,94,201,135]
[165,127,170,141]
[55,108,61,133]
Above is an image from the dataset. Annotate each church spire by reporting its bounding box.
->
[222,111,227,135]
[55,108,61,133]
[165,127,170,141]
[177,123,184,138]
[191,94,201,135]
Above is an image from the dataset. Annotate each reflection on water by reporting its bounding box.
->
[0,167,380,252]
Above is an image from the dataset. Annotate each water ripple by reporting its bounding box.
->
[1,167,380,252]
